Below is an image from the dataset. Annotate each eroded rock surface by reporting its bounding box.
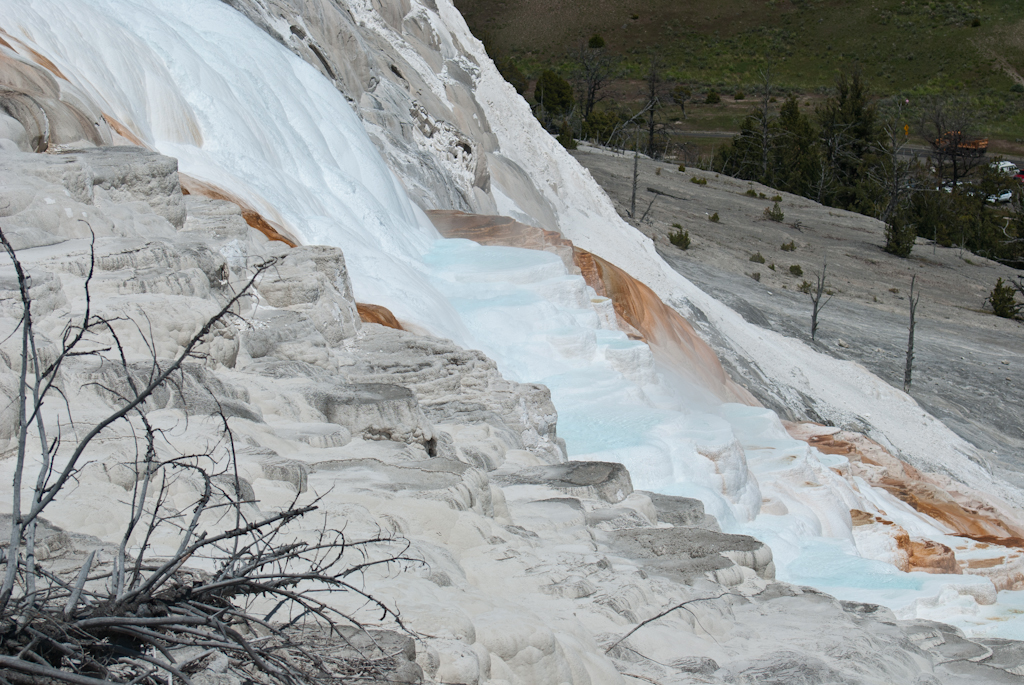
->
[1,83,1023,685]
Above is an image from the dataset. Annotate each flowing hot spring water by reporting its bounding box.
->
[4,0,1024,638]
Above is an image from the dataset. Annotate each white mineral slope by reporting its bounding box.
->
[323,0,1012,510]
[0,0,473,346]
[5,0,1024,637]
[429,2,1020,511]
[194,0,1024,525]
[187,0,1011,519]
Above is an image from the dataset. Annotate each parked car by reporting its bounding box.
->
[987,189,1014,203]
[992,160,1019,175]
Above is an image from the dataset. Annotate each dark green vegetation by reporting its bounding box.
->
[764,200,785,222]
[988,276,1024,318]
[669,223,691,248]
[885,214,917,257]
[459,0,1024,132]
[464,0,1024,155]
[463,0,1024,276]
[716,82,1024,263]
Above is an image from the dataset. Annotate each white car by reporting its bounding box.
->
[987,189,1014,203]
[993,160,1019,175]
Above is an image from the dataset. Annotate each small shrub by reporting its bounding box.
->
[678,164,686,172]
[750,252,766,263]
[751,272,761,281]
[889,288,899,294]
[705,89,721,104]
[988,278,1021,319]
[745,188,758,197]
[764,201,784,222]
[971,17,981,26]
[536,70,574,115]
[771,194,782,202]
[588,34,606,48]
[769,263,776,271]
[734,90,746,100]
[790,264,803,276]
[691,176,708,186]
[709,212,720,222]
[556,122,577,149]
[798,280,813,293]
[669,226,691,249]
[884,215,915,258]
[780,240,796,252]
[1013,84,1024,94]
[963,257,974,265]
[758,192,767,199]
[630,13,639,19]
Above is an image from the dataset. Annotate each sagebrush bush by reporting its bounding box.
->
[691,176,708,186]
[749,252,766,263]
[734,90,746,100]
[798,280,813,293]
[745,188,758,197]
[709,212,720,222]
[669,225,691,249]
[780,240,796,251]
[678,164,686,172]
[705,89,721,104]
[790,264,804,276]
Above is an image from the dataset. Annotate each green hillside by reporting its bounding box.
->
[456,0,1024,142]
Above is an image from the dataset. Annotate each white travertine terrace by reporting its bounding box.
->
[1,2,1024,681]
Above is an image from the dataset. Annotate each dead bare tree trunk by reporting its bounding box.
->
[809,259,833,341]
[904,274,920,393]
[645,57,662,156]
[630,142,639,220]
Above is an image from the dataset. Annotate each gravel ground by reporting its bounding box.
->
[571,145,1024,488]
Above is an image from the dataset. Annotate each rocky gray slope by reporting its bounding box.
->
[572,146,1024,488]
[1,139,1023,685]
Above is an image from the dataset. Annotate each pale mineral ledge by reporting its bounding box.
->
[0,0,1023,683]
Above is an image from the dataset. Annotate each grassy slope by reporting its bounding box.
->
[457,0,1024,140]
